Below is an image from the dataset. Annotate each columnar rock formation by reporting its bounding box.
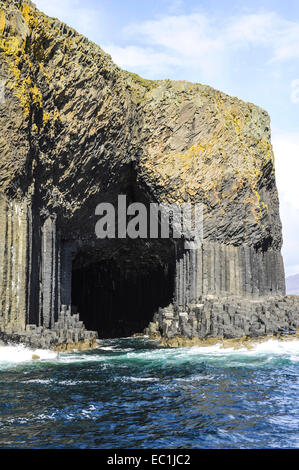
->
[0,0,297,349]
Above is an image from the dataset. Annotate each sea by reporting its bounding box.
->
[0,337,298,449]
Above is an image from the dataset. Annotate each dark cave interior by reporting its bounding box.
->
[70,165,179,339]
[71,240,176,338]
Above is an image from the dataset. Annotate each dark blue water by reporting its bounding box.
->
[0,337,298,449]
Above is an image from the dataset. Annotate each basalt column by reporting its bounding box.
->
[0,198,63,333]
[0,196,29,332]
[174,241,286,308]
[40,217,60,328]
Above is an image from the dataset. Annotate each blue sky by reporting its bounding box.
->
[34,0,299,277]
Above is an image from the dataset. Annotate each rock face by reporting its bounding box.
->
[146,295,299,344]
[0,0,298,349]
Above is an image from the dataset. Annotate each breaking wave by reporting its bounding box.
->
[0,337,298,370]
[0,343,57,368]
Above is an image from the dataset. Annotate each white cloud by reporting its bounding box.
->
[104,11,299,81]
[227,12,279,44]
[291,79,299,104]
[33,3,299,85]
[287,265,299,277]
[271,22,299,61]
[166,0,184,14]
[124,13,227,81]
[125,14,217,55]
[228,12,299,61]
[280,199,299,277]
[273,130,299,209]
[33,0,103,39]
[272,130,299,276]
[104,13,228,82]
[103,44,180,76]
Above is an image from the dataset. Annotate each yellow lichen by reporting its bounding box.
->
[20,3,40,30]
[0,3,52,118]
[43,111,50,124]
[0,9,5,35]
[0,37,21,56]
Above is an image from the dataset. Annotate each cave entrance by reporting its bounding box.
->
[71,239,176,338]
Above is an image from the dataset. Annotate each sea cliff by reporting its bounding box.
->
[0,0,298,350]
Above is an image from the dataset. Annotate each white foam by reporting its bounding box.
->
[0,337,297,369]
[56,379,98,385]
[246,338,299,355]
[0,344,57,367]
[24,379,53,384]
[99,346,134,352]
[124,338,299,365]
[176,374,214,382]
[57,353,108,363]
[120,376,159,382]
[169,338,299,356]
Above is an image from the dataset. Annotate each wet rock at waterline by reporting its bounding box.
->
[0,0,298,350]
[146,295,299,347]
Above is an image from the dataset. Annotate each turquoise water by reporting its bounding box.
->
[0,337,298,449]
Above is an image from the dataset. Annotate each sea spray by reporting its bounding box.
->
[0,344,58,368]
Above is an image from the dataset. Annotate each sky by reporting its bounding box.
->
[33,0,299,277]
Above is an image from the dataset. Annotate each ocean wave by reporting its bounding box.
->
[99,346,134,352]
[0,344,57,368]
[118,376,159,382]
[1,404,100,426]
[123,338,299,367]
[176,374,214,382]
[23,379,54,384]
[0,338,298,370]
